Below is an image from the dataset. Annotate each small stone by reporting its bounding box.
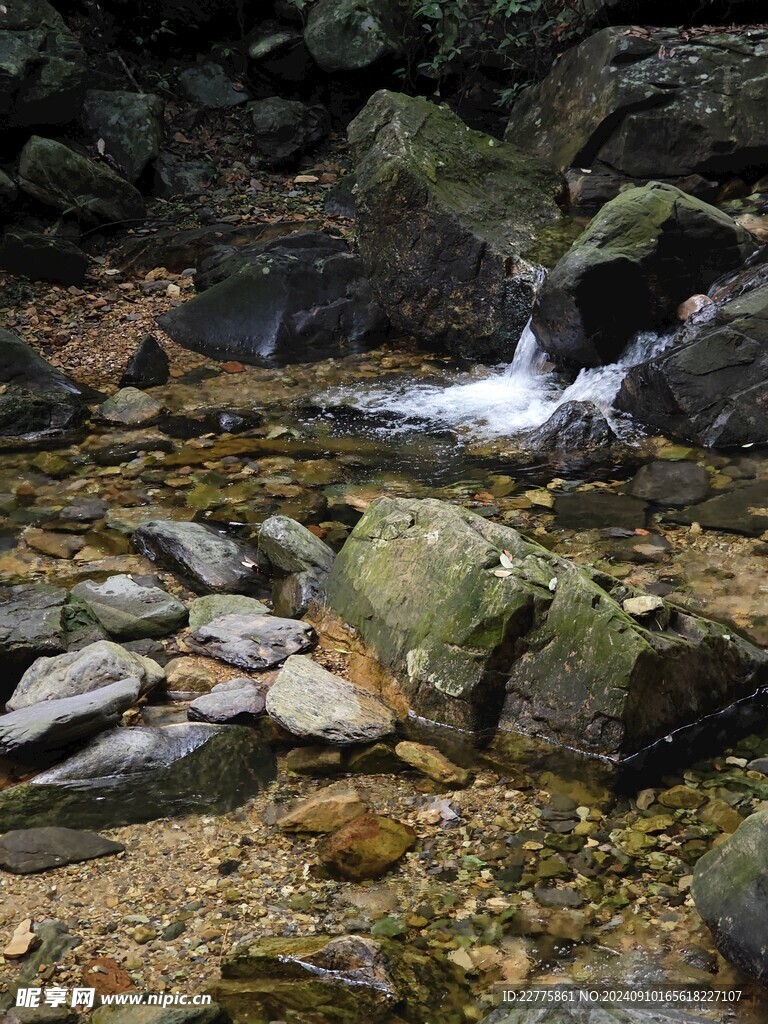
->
[165,656,217,694]
[188,679,267,724]
[318,813,416,880]
[622,595,665,618]
[4,918,39,958]
[659,785,706,810]
[131,925,157,944]
[276,788,368,833]
[99,388,163,426]
[394,741,470,787]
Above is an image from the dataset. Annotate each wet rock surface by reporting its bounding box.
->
[349,90,564,361]
[629,461,710,506]
[187,678,267,724]
[71,575,187,640]
[318,812,417,880]
[0,724,276,829]
[185,613,317,670]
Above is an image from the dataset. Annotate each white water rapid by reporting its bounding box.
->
[322,323,675,440]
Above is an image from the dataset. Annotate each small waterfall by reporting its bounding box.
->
[319,322,675,441]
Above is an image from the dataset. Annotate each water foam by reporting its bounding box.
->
[319,324,674,440]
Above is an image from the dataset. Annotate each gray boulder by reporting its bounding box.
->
[523,401,615,451]
[305,0,407,72]
[0,384,85,441]
[326,497,768,757]
[71,575,187,640]
[81,90,164,182]
[348,91,564,361]
[7,640,164,711]
[188,678,267,724]
[250,97,330,167]
[0,230,88,286]
[0,826,124,875]
[132,520,263,594]
[0,0,86,128]
[152,152,217,198]
[120,335,169,388]
[18,136,146,226]
[617,274,768,447]
[266,654,396,744]
[0,679,140,757]
[532,183,757,368]
[0,724,276,830]
[188,594,269,630]
[0,584,69,672]
[692,809,768,982]
[258,515,335,575]
[629,461,710,506]
[272,568,328,619]
[179,63,248,108]
[184,613,317,670]
[157,231,390,366]
[505,26,768,182]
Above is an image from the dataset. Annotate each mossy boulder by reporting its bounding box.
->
[348,90,564,361]
[532,182,757,368]
[326,497,768,758]
[692,809,768,982]
[81,90,165,182]
[505,26,768,182]
[305,0,407,73]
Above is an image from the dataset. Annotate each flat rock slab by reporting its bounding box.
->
[394,741,470,787]
[185,614,317,670]
[629,460,710,507]
[663,482,768,537]
[7,640,164,711]
[554,492,648,531]
[0,678,140,757]
[275,788,367,833]
[0,583,69,670]
[0,724,276,830]
[266,654,396,744]
[71,575,187,640]
[0,826,124,874]
[188,594,269,630]
[132,520,263,595]
[188,678,267,724]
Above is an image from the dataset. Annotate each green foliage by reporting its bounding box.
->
[408,0,584,108]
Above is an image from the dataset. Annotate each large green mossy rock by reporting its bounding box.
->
[211,934,467,1024]
[81,90,165,182]
[326,497,768,758]
[305,0,407,73]
[348,91,564,362]
[692,809,768,982]
[532,182,756,369]
[505,26,768,181]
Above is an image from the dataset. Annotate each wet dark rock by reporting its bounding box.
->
[0,724,276,830]
[188,678,267,724]
[554,491,647,531]
[155,407,262,439]
[533,183,756,369]
[505,26,768,182]
[564,166,717,215]
[0,329,87,396]
[18,137,146,227]
[0,584,69,675]
[0,0,86,128]
[0,679,140,757]
[305,0,407,72]
[185,613,317,670]
[524,401,615,451]
[0,826,124,875]
[158,231,389,367]
[663,482,768,538]
[0,384,85,441]
[178,63,248,108]
[326,497,768,757]
[7,639,164,712]
[81,90,164,182]
[617,276,768,447]
[629,461,710,507]
[349,91,563,361]
[266,654,396,744]
[71,575,187,640]
[0,230,88,286]
[692,809,768,983]
[132,520,264,594]
[250,96,331,167]
[120,335,170,389]
[0,169,18,205]
[272,567,327,619]
[152,152,217,198]
[324,174,356,218]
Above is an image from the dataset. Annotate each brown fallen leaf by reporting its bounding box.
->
[4,919,40,959]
